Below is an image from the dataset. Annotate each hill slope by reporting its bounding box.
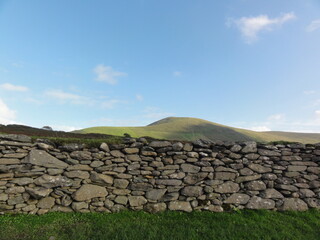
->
[76,117,320,143]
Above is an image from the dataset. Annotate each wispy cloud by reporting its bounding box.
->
[0,98,16,124]
[45,89,89,105]
[249,126,271,132]
[268,113,285,121]
[0,83,29,92]
[228,12,296,43]
[306,19,320,32]
[303,90,316,95]
[93,64,127,85]
[173,71,182,77]
[136,94,143,101]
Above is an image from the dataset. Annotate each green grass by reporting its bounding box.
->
[0,210,319,240]
[76,117,320,144]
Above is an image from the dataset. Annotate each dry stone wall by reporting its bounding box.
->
[0,134,319,214]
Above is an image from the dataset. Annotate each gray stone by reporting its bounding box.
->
[245,181,266,191]
[64,171,90,179]
[287,166,307,172]
[181,186,203,197]
[115,196,128,205]
[113,179,129,189]
[90,172,113,185]
[8,195,25,205]
[242,142,257,153]
[202,205,224,212]
[0,158,20,165]
[0,193,8,201]
[215,172,237,180]
[260,189,284,199]
[34,175,72,188]
[299,189,315,198]
[25,187,53,199]
[155,179,182,186]
[110,150,125,158]
[5,186,25,194]
[72,202,88,211]
[128,196,147,207]
[144,203,167,213]
[248,164,272,173]
[146,189,167,200]
[230,144,242,152]
[59,143,84,152]
[12,177,33,186]
[280,198,308,211]
[129,182,153,191]
[22,150,68,169]
[215,181,240,193]
[100,143,110,152]
[37,197,55,209]
[224,193,250,204]
[169,201,192,212]
[183,173,207,184]
[70,151,92,161]
[258,149,281,157]
[172,142,184,151]
[246,196,275,209]
[149,141,171,148]
[181,164,200,173]
[73,184,108,201]
[236,175,262,183]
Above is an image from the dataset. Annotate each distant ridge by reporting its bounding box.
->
[76,117,320,144]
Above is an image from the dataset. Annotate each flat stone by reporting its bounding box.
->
[181,186,203,197]
[183,173,208,184]
[110,150,125,158]
[149,141,171,148]
[0,134,31,143]
[258,149,281,157]
[3,153,27,159]
[22,150,68,169]
[279,198,308,211]
[245,181,266,191]
[123,148,139,154]
[128,196,147,207]
[144,203,167,213]
[287,165,307,172]
[0,158,20,165]
[215,172,237,180]
[155,179,182,186]
[246,196,275,209]
[37,197,55,209]
[224,193,250,204]
[172,142,184,151]
[168,201,192,212]
[12,177,34,186]
[241,142,257,153]
[34,175,72,188]
[70,151,92,161]
[64,171,90,179]
[72,184,108,201]
[113,179,129,189]
[5,186,25,194]
[260,189,284,199]
[72,202,88,211]
[236,175,262,183]
[0,193,8,201]
[215,181,240,193]
[90,172,113,185]
[67,165,93,171]
[129,182,153,191]
[25,187,53,199]
[146,189,167,200]
[248,164,272,173]
[115,196,128,205]
[299,189,315,198]
[181,164,200,173]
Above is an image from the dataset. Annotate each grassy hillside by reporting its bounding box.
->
[76,117,320,143]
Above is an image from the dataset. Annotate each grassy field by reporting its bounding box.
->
[77,117,320,144]
[0,210,319,240]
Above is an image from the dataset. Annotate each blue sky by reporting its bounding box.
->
[1,0,320,132]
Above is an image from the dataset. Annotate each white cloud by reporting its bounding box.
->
[93,64,127,85]
[136,94,143,101]
[45,89,90,105]
[0,98,16,124]
[229,12,296,43]
[173,71,182,77]
[0,83,28,92]
[306,19,320,32]
[249,126,271,132]
[268,114,285,121]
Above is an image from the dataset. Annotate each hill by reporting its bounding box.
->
[76,117,320,143]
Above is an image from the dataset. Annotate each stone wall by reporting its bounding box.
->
[0,134,319,214]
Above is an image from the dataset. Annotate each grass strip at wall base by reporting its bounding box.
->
[0,210,319,240]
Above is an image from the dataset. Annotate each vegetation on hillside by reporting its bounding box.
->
[77,117,320,144]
